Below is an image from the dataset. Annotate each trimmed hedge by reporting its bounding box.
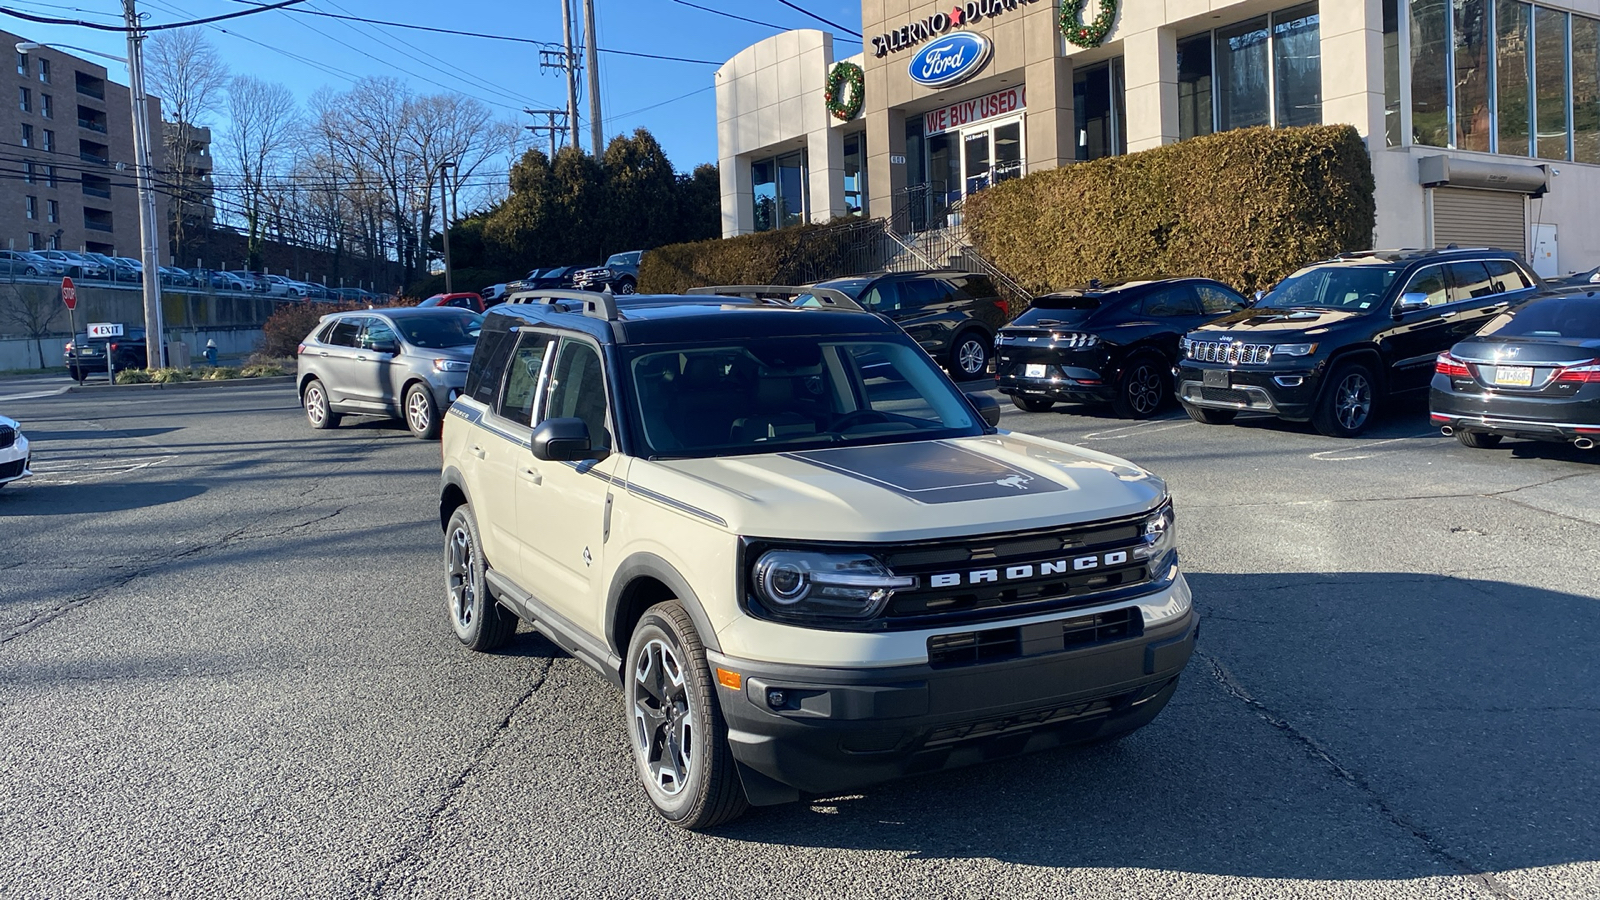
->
[639,220,875,294]
[963,125,1374,293]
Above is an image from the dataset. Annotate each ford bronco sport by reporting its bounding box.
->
[439,289,1196,828]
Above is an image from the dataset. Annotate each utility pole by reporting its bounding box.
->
[438,161,454,294]
[524,108,567,158]
[561,0,580,152]
[583,0,602,153]
[122,0,166,368]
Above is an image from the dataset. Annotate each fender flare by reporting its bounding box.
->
[439,465,471,531]
[606,552,722,656]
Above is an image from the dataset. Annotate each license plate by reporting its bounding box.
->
[1494,365,1533,387]
[1025,363,1047,378]
[1203,369,1229,387]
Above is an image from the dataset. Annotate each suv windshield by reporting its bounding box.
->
[1258,264,1403,311]
[624,337,982,458]
[1477,294,1600,339]
[607,252,641,266]
[395,312,482,348]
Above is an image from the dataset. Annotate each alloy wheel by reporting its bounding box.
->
[1127,364,1163,415]
[632,638,693,795]
[304,385,326,425]
[958,338,987,376]
[446,522,476,629]
[1335,372,1372,431]
[407,391,431,434]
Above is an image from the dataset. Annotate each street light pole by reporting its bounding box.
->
[439,161,455,294]
[122,0,166,369]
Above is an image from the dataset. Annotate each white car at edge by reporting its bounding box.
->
[0,415,32,488]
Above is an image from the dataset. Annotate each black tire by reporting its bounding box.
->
[22,267,38,277]
[404,383,441,440]
[948,331,990,380]
[615,277,637,295]
[1011,394,1054,413]
[444,505,517,651]
[1456,429,1503,449]
[1312,361,1377,438]
[69,367,85,384]
[1110,354,1169,419]
[302,378,342,429]
[626,601,749,830]
[1182,404,1237,425]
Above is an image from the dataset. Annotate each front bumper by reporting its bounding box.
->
[1177,362,1321,419]
[0,435,31,484]
[709,601,1197,801]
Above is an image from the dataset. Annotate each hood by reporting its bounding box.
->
[0,415,18,430]
[1193,307,1366,337]
[626,434,1167,543]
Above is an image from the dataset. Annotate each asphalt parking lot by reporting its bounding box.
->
[1,378,1596,900]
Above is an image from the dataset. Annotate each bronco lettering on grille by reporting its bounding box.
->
[929,550,1131,587]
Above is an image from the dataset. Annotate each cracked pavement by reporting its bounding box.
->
[0,384,1596,899]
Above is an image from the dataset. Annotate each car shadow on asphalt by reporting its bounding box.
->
[708,571,1600,882]
[0,481,207,514]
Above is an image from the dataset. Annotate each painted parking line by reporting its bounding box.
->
[1080,420,1194,441]
[1309,432,1441,462]
[0,386,70,402]
[24,454,176,485]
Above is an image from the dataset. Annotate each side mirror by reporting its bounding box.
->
[532,416,602,461]
[966,392,1002,428]
[1394,292,1431,316]
[370,340,399,355]
[1252,290,1265,305]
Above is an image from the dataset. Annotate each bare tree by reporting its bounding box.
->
[223,76,297,270]
[145,28,229,262]
[0,284,63,369]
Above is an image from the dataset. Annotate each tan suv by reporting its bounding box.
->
[439,290,1196,829]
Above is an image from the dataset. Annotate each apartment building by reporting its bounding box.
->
[1,28,169,260]
[717,1,1599,277]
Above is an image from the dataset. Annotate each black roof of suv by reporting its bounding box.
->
[1175,247,1543,438]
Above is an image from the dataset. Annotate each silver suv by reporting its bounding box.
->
[297,307,482,439]
[439,290,1196,829]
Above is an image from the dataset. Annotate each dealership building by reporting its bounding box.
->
[715,0,1600,277]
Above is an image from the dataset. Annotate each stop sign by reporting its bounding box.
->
[61,276,77,311]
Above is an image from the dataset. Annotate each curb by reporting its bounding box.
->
[65,374,297,393]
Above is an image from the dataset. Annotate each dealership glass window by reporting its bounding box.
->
[1216,17,1271,131]
[964,129,991,194]
[1574,16,1600,164]
[1496,1,1534,156]
[1411,0,1450,146]
[1074,59,1126,160]
[927,131,962,208]
[1534,6,1569,159]
[1272,5,1321,127]
[842,133,867,216]
[1177,33,1213,140]
[750,151,806,232]
[993,121,1023,183]
[1454,0,1492,151]
[1384,0,1401,146]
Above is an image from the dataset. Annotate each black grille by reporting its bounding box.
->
[927,608,1143,669]
[922,696,1123,745]
[1200,386,1251,404]
[0,427,13,450]
[0,458,24,480]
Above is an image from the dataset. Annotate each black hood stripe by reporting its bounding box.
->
[781,441,1066,505]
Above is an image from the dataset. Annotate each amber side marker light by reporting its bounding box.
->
[715,668,742,689]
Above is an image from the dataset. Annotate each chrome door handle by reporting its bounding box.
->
[519,467,542,485]
[319,351,329,357]
[469,445,485,459]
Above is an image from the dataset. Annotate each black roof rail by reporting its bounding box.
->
[504,287,618,321]
[691,283,867,311]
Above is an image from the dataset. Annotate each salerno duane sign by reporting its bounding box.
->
[871,0,1044,58]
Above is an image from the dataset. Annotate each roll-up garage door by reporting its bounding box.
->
[1430,187,1526,254]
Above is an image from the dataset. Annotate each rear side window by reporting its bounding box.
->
[1484,259,1534,292]
[946,275,997,300]
[498,334,553,425]
[1446,262,1496,302]
[544,340,612,451]
[899,279,950,311]
[326,318,363,347]
[467,329,514,405]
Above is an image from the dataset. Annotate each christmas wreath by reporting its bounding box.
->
[1060,0,1117,49]
[825,61,864,122]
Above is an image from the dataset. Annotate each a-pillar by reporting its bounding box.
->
[808,125,846,223]
[867,106,907,232]
[1122,26,1179,152]
[1319,0,1388,142]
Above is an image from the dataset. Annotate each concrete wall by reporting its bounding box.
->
[0,327,264,371]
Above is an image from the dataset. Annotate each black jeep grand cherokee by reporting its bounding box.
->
[1176,248,1541,437]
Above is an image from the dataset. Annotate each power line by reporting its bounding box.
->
[604,85,714,125]
[772,0,862,38]
[0,0,309,33]
[665,0,861,43]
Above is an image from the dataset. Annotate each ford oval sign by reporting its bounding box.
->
[908,31,992,89]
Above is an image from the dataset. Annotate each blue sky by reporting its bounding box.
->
[8,0,865,173]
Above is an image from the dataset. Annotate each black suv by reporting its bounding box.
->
[1176,249,1541,437]
[996,278,1250,418]
[800,272,1010,380]
[64,329,160,381]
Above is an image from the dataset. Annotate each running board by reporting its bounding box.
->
[485,569,625,689]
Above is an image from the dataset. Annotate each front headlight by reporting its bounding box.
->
[1132,501,1177,567]
[1272,342,1318,358]
[432,358,469,373]
[752,550,916,622]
